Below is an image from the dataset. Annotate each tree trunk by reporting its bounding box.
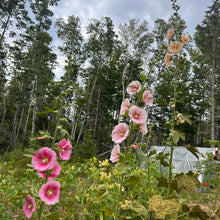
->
[22,102,32,143]
[211,38,216,144]
[93,85,101,137]
[0,13,11,49]
[16,107,24,143]
[11,106,19,149]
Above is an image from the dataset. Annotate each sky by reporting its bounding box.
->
[49,0,213,79]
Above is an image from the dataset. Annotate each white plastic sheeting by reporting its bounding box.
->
[150,146,215,182]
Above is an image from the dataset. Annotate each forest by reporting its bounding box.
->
[0,0,220,219]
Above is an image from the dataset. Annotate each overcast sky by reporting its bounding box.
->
[49,0,213,79]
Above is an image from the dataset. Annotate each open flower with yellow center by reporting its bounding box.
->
[164,52,173,66]
[168,41,183,54]
[181,34,190,44]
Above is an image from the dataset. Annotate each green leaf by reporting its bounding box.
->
[103,206,113,216]
[189,205,209,220]
[23,154,33,158]
[185,144,200,160]
[148,149,157,157]
[136,148,147,162]
[125,175,140,188]
[156,176,168,188]
[170,129,185,144]
[127,201,148,218]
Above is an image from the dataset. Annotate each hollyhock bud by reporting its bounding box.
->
[131,145,139,150]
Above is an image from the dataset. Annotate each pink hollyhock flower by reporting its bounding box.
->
[38,161,61,180]
[129,106,147,124]
[131,145,139,150]
[181,34,190,44]
[59,138,72,160]
[23,195,36,219]
[120,98,130,115]
[142,90,153,106]
[167,29,174,39]
[126,81,141,95]
[32,147,56,171]
[39,180,60,205]
[110,144,120,163]
[164,52,173,67]
[168,41,183,54]
[139,123,148,135]
[112,123,129,144]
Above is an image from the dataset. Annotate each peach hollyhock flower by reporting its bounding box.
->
[38,161,61,180]
[131,144,139,150]
[59,138,72,160]
[126,81,141,95]
[129,105,147,124]
[110,144,120,163]
[120,98,130,115]
[168,41,183,54]
[39,180,60,205]
[164,52,173,67]
[181,34,190,44]
[32,147,56,171]
[23,195,36,219]
[112,123,129,144]
[139,123,148,135]
[167,29,174,40]
[142,90,153,106]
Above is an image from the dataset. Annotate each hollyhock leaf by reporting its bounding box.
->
[127,201,148,218]
[189,205,209,219]
[148,149,157,157]
[185,145,200,160]
[125,175,140,188]
[103,206,113,216]
[147,194,181,219]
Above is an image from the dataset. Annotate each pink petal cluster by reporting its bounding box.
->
[167,29,174,39]
[129,106,147,124]
[120,98,130,115]
[168,41,183,54]
[23,195,36,219]
[39,180,60,205]
[127,81,141,95]
[32,147,57,171]
[164,53,173,67]
[59,138,72,160]
[110,144,120,163]
[139,123,148,135]
[38,161,61,180]
[112,123,129,144]
[142,90,153,106]
[181,34,190,44]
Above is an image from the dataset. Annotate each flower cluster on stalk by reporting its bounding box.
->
[110,80,153,162]
[23,138,72,218]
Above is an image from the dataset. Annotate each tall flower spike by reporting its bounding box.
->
[110,144,120,163]
[23,195,36,219]
[111,123,129,144]
[39,180,60,205]
[32,147,57,171]
[126,81,141,95]
[129,105,147,124]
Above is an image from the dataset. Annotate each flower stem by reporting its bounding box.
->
[213,184,219,213]
[52,96,65,149]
